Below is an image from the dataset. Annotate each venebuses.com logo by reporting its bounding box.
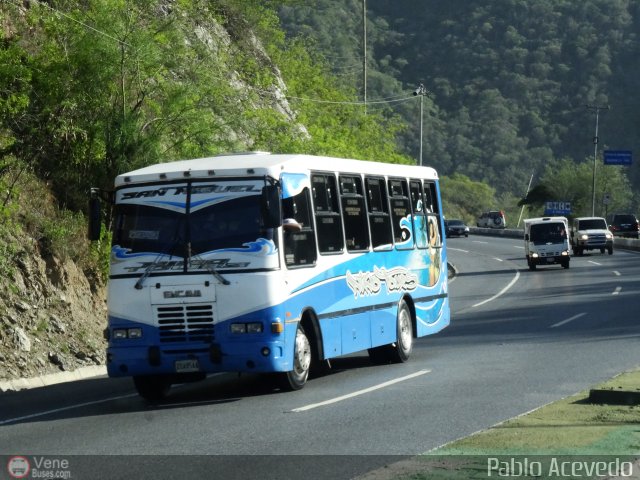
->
[6,456,72,479]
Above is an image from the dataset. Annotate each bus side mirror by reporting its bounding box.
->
[261,185,282,229]
[88,195,102,241]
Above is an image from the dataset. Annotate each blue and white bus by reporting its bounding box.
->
[89,152,450,401]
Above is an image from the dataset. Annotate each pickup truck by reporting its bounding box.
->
[570,216,613,256]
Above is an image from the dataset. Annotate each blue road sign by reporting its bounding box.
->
[603,150,632,166]
[544,201,571,216]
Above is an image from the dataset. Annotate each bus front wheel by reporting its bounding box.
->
[278,324,311,391]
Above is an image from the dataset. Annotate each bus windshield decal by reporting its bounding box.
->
[346,266,418,299]
[121,184,260,200]
[111,238,277,275]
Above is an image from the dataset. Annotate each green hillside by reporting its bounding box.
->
[279,0,640,215]
[2,0,639,267]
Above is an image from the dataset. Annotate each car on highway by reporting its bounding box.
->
[570,216,613,255]
[608,213,639,239]
[524,216,570,270]
[445,219,470,237]
[477,210,506,229]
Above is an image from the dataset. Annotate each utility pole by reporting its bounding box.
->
[363,0,367,115]
[586,104,609,216]
[413,84,429,166]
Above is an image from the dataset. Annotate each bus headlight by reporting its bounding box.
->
[113,329,128,340]
[112,328,142,339]
[230,323,246,334]
[246,323,263,334]
[128,328,143,339]
[230,323,263,334]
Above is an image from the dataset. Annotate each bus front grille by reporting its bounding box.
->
[156,304,214,343]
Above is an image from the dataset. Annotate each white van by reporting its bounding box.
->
[524,217,570,270]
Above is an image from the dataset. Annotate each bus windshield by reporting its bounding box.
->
[111,180,278,274]
[113,195,265,255]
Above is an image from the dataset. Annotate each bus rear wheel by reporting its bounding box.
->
[392,300,413,362]
[277,324,311,391]
[133,375,171,403]
[368,299,413,364]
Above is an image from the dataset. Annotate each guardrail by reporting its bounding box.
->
[469,227,640,252]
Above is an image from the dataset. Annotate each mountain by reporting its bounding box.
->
[278,0,640,206]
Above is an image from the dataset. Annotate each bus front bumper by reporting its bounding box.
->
[106,341,288,377]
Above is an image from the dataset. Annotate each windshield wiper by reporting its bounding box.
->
[134,254,165,290]
[134,237,183,290]
[188,245,230,286]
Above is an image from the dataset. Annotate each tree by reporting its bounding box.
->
[440,173,496,223]
[538,157,633,217]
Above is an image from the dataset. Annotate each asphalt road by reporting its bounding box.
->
[2,235,639,479]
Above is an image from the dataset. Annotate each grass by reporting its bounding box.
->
[385,369,640,479]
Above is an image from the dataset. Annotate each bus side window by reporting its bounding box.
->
[365,176,392,250]
[388,178,413,249]
[424,181,443,245]
[339,174,370,252]
[283,188,318,267]
[410,180,428,249]
[312,173,344,254]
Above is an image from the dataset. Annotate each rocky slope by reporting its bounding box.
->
[0,231,106,383]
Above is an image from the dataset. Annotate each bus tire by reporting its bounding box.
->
[278,324,311,391]
[391,299,413,363]
[133,375,171,403]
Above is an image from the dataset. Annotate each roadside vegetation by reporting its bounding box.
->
[1,0,638,280]
[0,0,412,278]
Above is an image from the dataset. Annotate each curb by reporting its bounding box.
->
[0,365,107,393]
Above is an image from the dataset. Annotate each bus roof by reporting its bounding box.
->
[115,152,439,187]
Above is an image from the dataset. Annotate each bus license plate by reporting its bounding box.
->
[175,359,200,373]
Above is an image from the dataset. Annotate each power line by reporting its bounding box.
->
[279,93,416,106]
[17,0,131,47]
[16,1,418,110]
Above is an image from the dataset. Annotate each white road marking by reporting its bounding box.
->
[0,394,138,426]
[613,271,621,276]
[514,246,525,249]
[472,271,520,308]
[473,240,488,244]
[447,248,469,253]
[588,260,602,266]
[493,258,504,262]
[551,312,587,328]
[613,286,622,295]
[291,370,431,412]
